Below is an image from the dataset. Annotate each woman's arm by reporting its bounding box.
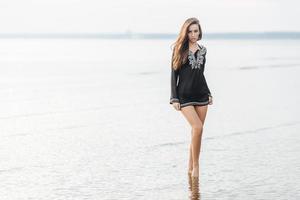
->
[204,77,212,97]
[202,47,212,97]
[170,66,179,104]
[170,50,180,104]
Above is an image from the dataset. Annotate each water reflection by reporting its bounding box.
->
[188,175,201,200]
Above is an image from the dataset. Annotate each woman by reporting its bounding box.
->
[169,17,213,178]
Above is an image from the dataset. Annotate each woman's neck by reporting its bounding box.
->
[189,41,199,49]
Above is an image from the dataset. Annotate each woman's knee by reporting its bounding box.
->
[191,123,203,135]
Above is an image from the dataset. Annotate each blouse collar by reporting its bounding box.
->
[189,44,206,55]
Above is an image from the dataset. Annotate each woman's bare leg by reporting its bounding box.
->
[181,105,203,177]
[193,105,208,174]
[188,135,193,175]
[195,105,208,125]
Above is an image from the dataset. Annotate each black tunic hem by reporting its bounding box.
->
[180,100,209,108]
[170,98,179,104]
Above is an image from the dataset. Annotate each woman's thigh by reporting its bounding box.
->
[180,105,202,128]
[194,105,208,125]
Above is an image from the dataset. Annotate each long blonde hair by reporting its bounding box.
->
[171,17,202,70]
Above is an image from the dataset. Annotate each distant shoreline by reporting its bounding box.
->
[0,31,300,39]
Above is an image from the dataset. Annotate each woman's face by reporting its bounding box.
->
[187,24,199,42]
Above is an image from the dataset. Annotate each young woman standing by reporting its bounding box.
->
[169,17,213,178]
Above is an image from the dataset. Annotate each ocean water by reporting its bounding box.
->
[0,38,299,199]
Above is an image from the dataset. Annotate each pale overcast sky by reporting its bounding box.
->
[0,0,299,33]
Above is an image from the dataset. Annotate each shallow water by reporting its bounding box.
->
[0,38,299,199]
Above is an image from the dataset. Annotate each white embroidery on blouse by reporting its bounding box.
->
[188,45,206,70]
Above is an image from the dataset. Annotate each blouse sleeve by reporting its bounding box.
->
[170,50,180,104]
[203,76,212,97]
[202,47,212,97]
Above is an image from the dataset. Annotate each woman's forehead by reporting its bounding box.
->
[188,24,199,31]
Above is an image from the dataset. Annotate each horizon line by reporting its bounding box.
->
[0,31,300,39]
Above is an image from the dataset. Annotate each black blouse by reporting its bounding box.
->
[170,44,211,104]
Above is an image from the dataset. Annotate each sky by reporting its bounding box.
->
[0,0,299,34]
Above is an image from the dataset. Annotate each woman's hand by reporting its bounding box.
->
[172,102,181,111]
[208,96,213,105]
